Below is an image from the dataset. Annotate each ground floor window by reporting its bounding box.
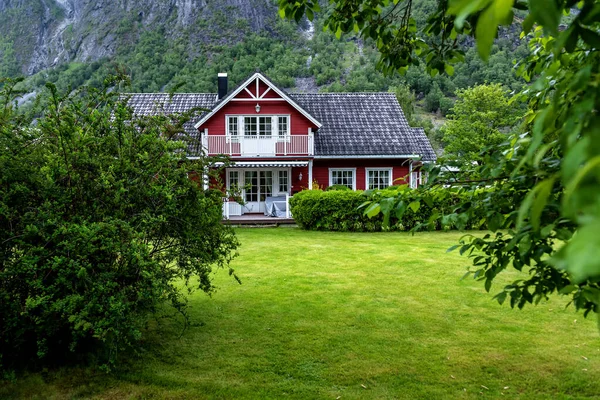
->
[279,170,288,193]
[366,168,392,190]
[329,168,356,190]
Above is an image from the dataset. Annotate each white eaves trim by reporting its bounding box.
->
[193,73,322,130]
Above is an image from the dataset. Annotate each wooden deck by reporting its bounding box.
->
[223,214,296,226]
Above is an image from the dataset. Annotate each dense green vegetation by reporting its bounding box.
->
[8,1,527,114]
[291,0,600,317]
[290,186,487,231]
[0,77,238,371]
[2,229,599,399]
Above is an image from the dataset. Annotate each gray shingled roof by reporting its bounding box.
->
[123,93,216,154]
[123,90,436,162]
[290,93,436,161]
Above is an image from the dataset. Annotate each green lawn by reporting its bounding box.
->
[3,229,600,399]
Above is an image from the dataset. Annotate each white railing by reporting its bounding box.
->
[204,135,314,157]
[222,196,292,219]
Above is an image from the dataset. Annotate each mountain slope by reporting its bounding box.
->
[0,0,280,75]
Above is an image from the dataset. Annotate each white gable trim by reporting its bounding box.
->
[194,73,322,129]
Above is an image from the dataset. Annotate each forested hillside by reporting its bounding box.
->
[1,0,528,128]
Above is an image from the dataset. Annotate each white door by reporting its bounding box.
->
[243,170,273,213]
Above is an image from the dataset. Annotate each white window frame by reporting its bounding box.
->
[277,115,291,141]
[365,168,393,190]
[278,170,289,193]
[329,168,357,190]
[225,115,290,139]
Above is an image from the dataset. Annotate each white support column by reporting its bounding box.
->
[202,128,209,154]
[308,159,313,189]
[285,193,290,219]
[308,128,314,155]
[408,161,414,189]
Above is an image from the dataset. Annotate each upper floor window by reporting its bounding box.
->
[278,116,288,137]
[228,116,238,138]
[259,117,272,136]
[366,168,392,190]
[244,116,257,136]
[227,115,290,137]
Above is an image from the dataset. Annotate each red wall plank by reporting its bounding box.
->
[312,159,411,190]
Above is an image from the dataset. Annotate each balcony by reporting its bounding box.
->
[203,135,314,157]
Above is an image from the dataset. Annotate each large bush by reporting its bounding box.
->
[0,78,239,370]
[290,186,488,232]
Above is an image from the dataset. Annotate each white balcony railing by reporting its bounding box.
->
[203,135,314,157]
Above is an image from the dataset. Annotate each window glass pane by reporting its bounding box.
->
[331,170,354,189]
[244,117,257,136]
[228,117,238,137]
[368,170,391,190]
[278,170,288,193]
[259,171,273,201]
[259,117,272,136]
[229,170,239,190]
[278,116,288,137]
[244,171,258,202]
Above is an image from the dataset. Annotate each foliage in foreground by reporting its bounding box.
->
[290,187,487,232]
[280,0,600,318]
[0,77,239,371]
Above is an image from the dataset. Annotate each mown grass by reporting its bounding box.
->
[2,229,600,399]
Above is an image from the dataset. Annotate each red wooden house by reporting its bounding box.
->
[126,72,436,218]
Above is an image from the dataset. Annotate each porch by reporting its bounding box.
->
[222,214,296,226]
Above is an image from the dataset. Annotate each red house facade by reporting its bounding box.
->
[127,72,436,218]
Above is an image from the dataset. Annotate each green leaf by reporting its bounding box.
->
[444,63,455,76]
[580,27,600,49]
[449,0,491,28]
[365,203,381,218]
[528,0,560,36]
[530,177,555,231]
[551,220,600,282]
[408,201,420,213]
[475,6,498,61]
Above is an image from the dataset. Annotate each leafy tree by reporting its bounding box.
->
[441,84,522,164]
[392,84,416,122]
[0,76,239,370]
[279,0,600,318]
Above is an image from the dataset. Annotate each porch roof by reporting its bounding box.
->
[215,161,308,168]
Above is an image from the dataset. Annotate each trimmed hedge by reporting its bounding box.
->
[289,187,488,232]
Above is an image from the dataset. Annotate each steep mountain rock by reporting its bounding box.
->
[0,0,278,75]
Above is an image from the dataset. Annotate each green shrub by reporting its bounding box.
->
[290,187,488,232]
[325,184,352,191]
[0,78,239,370]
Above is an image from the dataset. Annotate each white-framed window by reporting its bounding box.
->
[259,116,272,136]
[226,115,290,138]
[366,168,393,190]
[278,116,289,138]
[227,116,239,141]
[244,116,257,136]
[278,170,288,193]
[329,168,356,190]
[228,170,240,191]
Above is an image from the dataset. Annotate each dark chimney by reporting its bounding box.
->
[218,73,228,99]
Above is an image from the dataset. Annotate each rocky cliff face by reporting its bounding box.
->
[0,0,278,75]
